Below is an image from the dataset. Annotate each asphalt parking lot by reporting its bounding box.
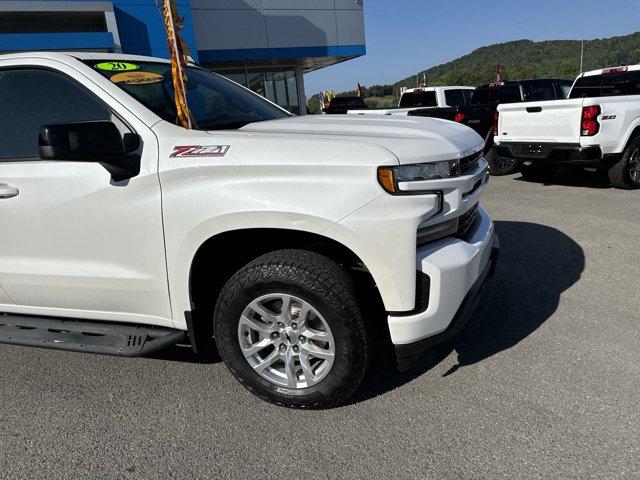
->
[1,170,639,480]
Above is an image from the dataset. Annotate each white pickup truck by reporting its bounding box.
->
[494,65,640,188]
[0,52,498,408]
[348,86,475,116]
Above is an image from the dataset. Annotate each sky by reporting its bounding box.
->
[304,0,640,96]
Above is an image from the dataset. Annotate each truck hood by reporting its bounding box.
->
[239,115,484,164]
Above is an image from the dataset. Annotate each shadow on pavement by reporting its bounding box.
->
[353,220,585,404]
[515,167,613,189]
[149,344,221,364]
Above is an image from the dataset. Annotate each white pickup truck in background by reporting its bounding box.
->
[0,52,498,409]
[494,65,640,189]
[348,86,475,116]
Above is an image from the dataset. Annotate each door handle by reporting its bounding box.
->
[0,184,19,199]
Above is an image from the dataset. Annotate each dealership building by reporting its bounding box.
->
[0,0,366,114]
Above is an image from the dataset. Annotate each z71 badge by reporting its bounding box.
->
[170,145,230,158]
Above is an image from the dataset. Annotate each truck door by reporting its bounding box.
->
[0,65,172,325]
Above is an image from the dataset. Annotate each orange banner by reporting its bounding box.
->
[162,0,196,129]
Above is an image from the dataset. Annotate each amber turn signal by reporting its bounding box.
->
[377,167,397,193]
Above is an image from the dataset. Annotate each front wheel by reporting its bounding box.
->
[608,136,640,189]
[214,250,368,409]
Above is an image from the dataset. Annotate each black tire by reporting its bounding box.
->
[520,163,556,182]
[214,249,368,409]
[608,135,640,189]
[486,148,519,176]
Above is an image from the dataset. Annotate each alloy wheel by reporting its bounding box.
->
[237,293,335,389]
[494,157,517,171]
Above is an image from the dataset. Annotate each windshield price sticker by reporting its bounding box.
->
[110,72,164,85]
[95,62,140,72]
[170,145,230,158]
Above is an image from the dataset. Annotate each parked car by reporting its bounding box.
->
[324,96,367,114]
[494,65,640,189]
[0,52,498,409]
[410,79,574,175]
[347,86,475,116]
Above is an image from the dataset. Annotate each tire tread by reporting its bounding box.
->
[214,249,367,409]
[608,136,640,189]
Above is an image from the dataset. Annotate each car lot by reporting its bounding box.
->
[1,169,639,480]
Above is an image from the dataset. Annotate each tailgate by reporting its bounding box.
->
[498,99,585,143]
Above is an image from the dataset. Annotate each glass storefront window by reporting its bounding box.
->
[220,70,247,87]
[287,75,299,115]
[247,71,266,97]
[215,67,300,115]
[271,71,288,111]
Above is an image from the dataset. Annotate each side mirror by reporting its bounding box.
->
[38,121,141,182]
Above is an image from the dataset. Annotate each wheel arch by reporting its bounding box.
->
[619,120,640,152]
[186,228,386,349]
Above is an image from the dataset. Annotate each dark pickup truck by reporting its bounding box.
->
[408,79,573,175]
[324,96,367,114]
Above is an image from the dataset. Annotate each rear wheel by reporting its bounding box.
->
[608,136,640,189]
[486,148,519,176]
[520,163,556,182]
[214,249,368,409]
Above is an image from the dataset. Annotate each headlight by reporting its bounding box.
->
[377,159,459,194]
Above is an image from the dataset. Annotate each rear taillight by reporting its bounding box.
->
[492,111,499,136]
[581,105,601,136]
[454,112,465,123]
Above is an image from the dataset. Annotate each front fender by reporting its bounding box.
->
[168,211,338,328]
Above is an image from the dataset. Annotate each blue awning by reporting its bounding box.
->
[0,32,115,52]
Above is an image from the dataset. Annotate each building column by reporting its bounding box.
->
[104,9,122,52]
[295,64,307,116]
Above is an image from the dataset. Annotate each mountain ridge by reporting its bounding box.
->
[319,32,640,110]
[393,33,640,89]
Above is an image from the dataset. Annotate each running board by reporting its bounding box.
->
[0,314,188,357]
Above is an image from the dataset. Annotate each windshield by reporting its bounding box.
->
[399,91,437,108]
[470,87,490,105]
[489,85,521,103]
[522,80,558,101]
[331,97,365,107]
[570,70,640,98]
[85,60,290,130]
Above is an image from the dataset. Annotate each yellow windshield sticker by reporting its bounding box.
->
[111,71,164,85]
[95,62,139,72]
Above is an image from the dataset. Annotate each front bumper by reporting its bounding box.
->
[493,142,603,166]
[389,206,499,371]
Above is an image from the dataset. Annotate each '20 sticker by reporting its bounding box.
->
[95,62,140,72]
